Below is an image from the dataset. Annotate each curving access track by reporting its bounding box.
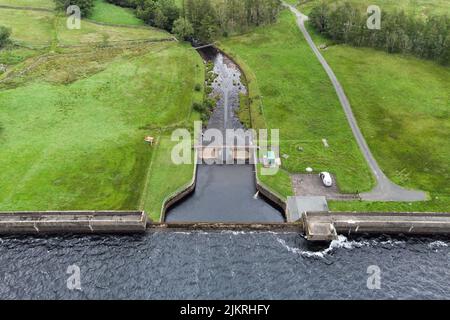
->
[284,3,427,201]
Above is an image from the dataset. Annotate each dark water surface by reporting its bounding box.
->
[0,232,449,299]
[166,165,284,222]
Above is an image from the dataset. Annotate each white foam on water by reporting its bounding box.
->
[196,230,212,235]
[376,239,406,246]
[267,231,298,235]
[222,230,252,235]
[428,241,448,249]
[276,235,370,258]
[220,230,253,235]
[220,230,297,236]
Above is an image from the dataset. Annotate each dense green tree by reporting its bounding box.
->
[184,0,280,43]
[309,1,330,33]
[105,0,137,7]
[172,18,194,40]
[105,0,281,43]
[0,25,11,48]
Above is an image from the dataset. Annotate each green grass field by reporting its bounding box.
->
[221,6,449,212]
[294,0,450,16]
[140,136,195,222]
[0,3,169,47]
[56,17,169,46]
[0,42,203,213]
[0,3,204,219]
[0,0,54,9]
[1,1,448,215]
[220,10,374,194]
[304,23,450,212]
[90,0,144,26]
[0,8,54,46]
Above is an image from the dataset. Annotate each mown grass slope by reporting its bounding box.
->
[56,17,168,45]
[0,8,54,46]
[0,0,54,9]
[140,136,196,222]
[0,3,204,218]
[0,5,169,47]
[90,0,144,26]
[0,43,202,212]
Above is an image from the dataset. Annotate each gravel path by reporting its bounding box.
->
[284,3,427,201]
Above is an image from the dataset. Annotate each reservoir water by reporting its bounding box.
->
[0,232,449,299]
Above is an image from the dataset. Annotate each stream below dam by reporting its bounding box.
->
[165,47,284,223]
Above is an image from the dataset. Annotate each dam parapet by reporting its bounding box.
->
[303,211,450,241]
[0,211,147,234]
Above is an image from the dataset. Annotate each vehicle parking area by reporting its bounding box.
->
[291,174,359,200]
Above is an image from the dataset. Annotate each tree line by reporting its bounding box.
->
[54,0,181,31]
[54,0,281,43]
[181,0,281,42]
[309,1,449,65]
[0,26,11,48]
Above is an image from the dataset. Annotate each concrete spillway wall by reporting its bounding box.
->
[1,210,449,238]
[251,142,287,218]
[0,211,147,234]
[160,149,198,222]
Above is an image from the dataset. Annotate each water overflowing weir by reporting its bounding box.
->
[165,47,284,223]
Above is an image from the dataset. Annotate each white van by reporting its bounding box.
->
[319,172,333,187]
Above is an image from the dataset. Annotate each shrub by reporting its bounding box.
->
[200,113,209,123]
[192,99,216,123]
[0,26,11,48]
[192,102,205,113]
[172,17,194,41]
[203,98,215,112]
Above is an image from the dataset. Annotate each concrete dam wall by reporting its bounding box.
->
[0,211,147,234]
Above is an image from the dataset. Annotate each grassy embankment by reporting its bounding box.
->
[0,2,204,221]
[219,10,374,198]
[297,2,450,212]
